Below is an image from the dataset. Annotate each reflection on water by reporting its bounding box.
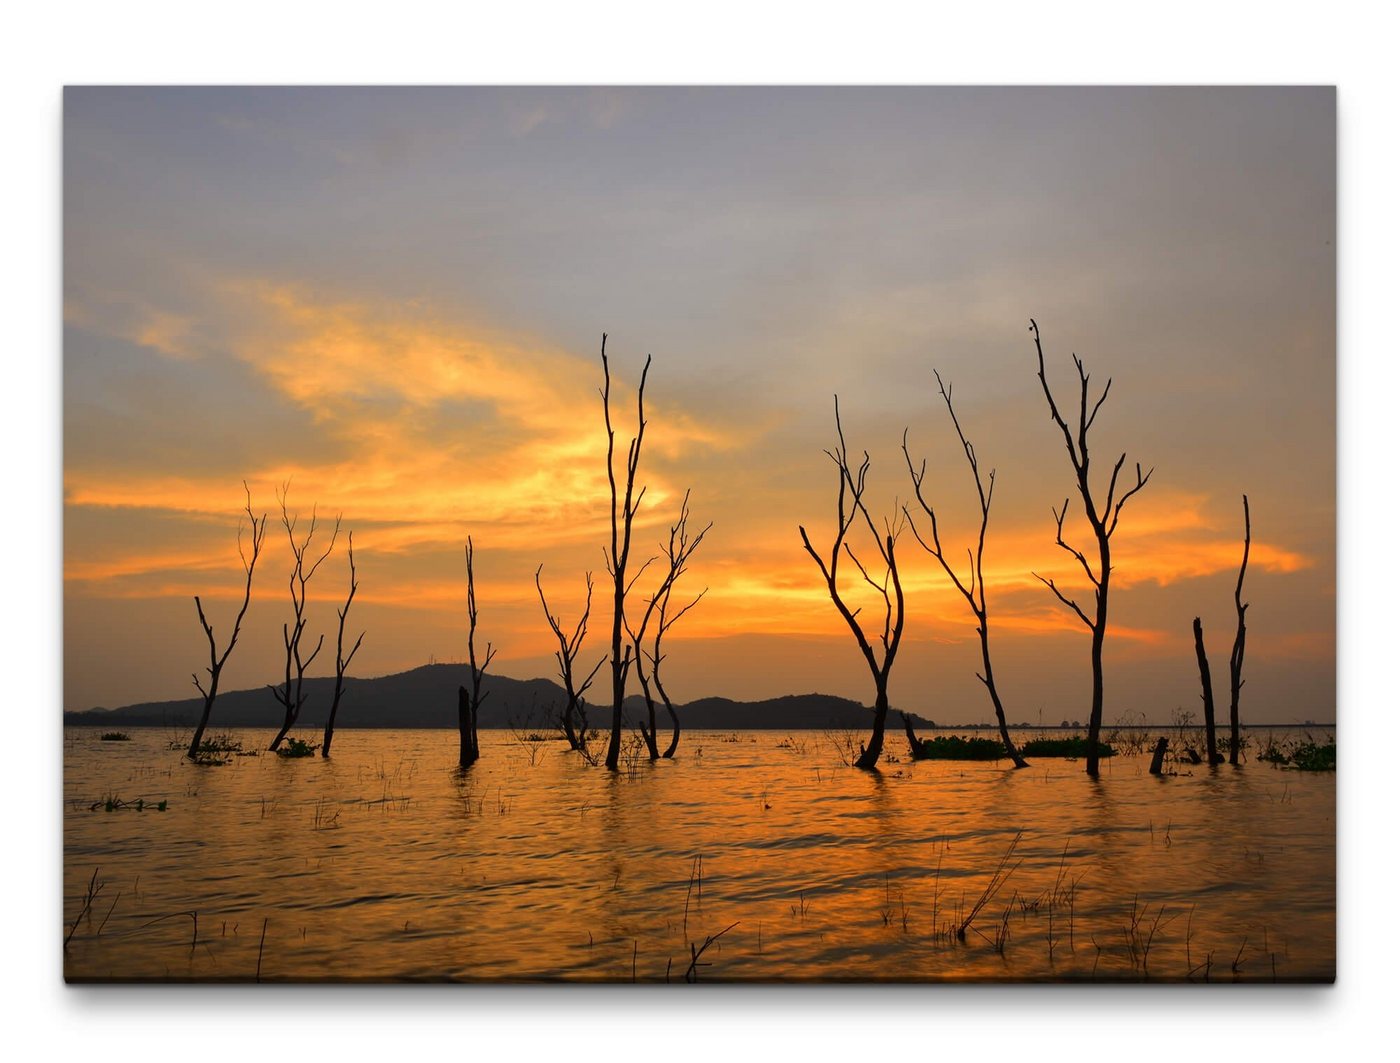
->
[63,728,1334,982]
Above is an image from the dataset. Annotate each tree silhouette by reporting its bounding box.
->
[1228,495,1251,766]
[903,369,1027,768]
[268,485,340,752]
[627,490,711,760]
[188,483,267,759]
[321,532,365,758]
[1029,320,1153,778]
[799,397,905,770]
[1192,616,1223,765]
[535,565,606,754]
[599,334,651,772]
[458,536,497,768]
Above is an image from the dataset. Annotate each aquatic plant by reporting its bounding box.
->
[1259,736,1335,771]
[1021,736,1116,759]
[275,736,318,758]
[919,735,1007,761]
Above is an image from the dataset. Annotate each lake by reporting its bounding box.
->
[63,726,1335,982]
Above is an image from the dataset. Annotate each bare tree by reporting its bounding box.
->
[903,369,1028,769]
[188,484,267,759]
[627,490,711,760]
[1192,616,1223,765]
[268,486,340,752]
[321,532,365,758]
[799,397,906,770]
[599,334,652,772]
[535,565,606,754]
[1030,319,1153,778]
[1227,495,1251,766]
[458,536,497,768]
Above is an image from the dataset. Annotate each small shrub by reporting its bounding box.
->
[1289,743,1335,771]
[99,732,131,742]
[275,736,318,758]
[919,735,1007,761]
[1021,736,1116,759]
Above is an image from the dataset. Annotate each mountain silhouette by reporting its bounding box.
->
[64,663,931,732]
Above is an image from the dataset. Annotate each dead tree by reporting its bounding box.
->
[627,491,711,760]
[901,712,929,760]
[1228,495,1251,766]
[458,537,497,768]
[268,486,340,751]
[1192,617,1223,765]
[188,484,267,758]
[903,369,1028,768]
[1148,736,1169,776]
[599,334,652,772]
[799,397,906,770]
[321,532,365,758]
[1030,320,1153,778]
[535,565,606,754]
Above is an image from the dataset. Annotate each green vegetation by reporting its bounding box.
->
[99,732,131,741]
[275,736,318,758]
[919,735,1007,761]
[1021,736,1116,759]
[186,732,257,765]
[1261,738,1335,771]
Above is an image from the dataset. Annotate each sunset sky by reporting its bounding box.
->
[63,86,1335,722]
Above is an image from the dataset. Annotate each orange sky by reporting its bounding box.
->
[63,88,1335,722]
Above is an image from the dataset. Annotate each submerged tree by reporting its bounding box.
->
[599,335,651,772]
[188,484,267,759]
[903,369,1028,768]
[1029,319,1153,778]
[1192,616,1223,765]
[458,536,497,768]
[627,490,711,760]
[321,532,365,758]
[799,397,906,771]
[1227,495,1251,766]
[535,565,606,754]
[268,486,340,752]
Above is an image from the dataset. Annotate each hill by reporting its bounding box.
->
[63,664,930,732]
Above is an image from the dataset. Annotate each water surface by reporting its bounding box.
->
[63,727,1334,982]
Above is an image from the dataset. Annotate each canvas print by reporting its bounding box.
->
[63,86,1335,983]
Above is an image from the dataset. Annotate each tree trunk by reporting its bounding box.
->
[322,684,345,758]
[1228,495,1250,766]
[662,700,681,759]
[980,637,1028,769]
[902,712,927,760]
[562,699,580,751]
[1193,617,1222,765]
[457,685,478,768]
[605,695,623,771]
[1148,736,1169,776]
[641,703,660,760]
[1085,622,1106,779]
[269,720,294,752]
[188,692,217,759]
[854,685,890,769]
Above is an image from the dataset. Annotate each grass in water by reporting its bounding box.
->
[1021,737,1116,759]
[275,737,318,758]
[919,735,1007,761]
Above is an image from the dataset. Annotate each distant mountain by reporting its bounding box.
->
[63,664,931,732]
